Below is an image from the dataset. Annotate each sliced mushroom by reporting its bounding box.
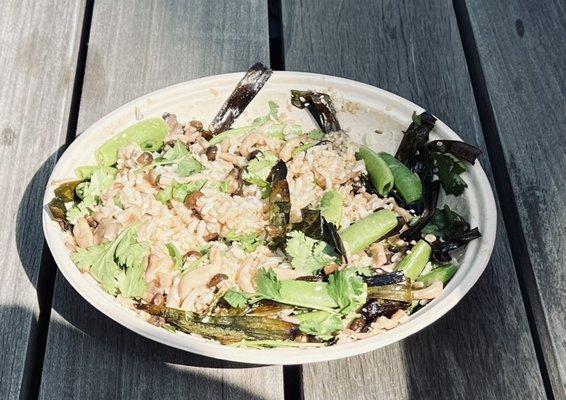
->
[239,133,266,158]
[93,218,122,245]
[279,136,304,162]
[73,217,94,248]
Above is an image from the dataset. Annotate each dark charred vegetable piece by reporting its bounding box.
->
[422,204,471,240]
[367,281,413,302]
[48,197,68,222]
[400,180,441,241]
[290,90,341,134]
[137,303,299,344]
[432,227,482,263]
[268,160,291,226]
[208,63,273,135]
[249,300,292,316]
[291,208,347,263]
[395,111,436,167]
[54,180,83,202]
[428,140,481,164]
[295,275,324,282]
[360,298,409,328]
[363,271,406,286]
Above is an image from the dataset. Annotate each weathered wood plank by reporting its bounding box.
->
[464,0,566,396]
[0,1,85,398]
[282,1,546,399]
[39,1,280,399]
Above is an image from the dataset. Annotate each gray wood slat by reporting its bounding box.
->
[0,1,85,398]
[464,0,566,396]
[39,1,281,399]
[282,1,546,399]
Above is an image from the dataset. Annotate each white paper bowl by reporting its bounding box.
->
[43,71,496,365]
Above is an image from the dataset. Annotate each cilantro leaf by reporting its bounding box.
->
[285,231,337,275]
[327,269,367,314]
[71,224,149,297]
[254,268,282,299]
[117,262,147,298]
[252,100,279,125]
[432,153,468,196]
[153,140,204,177]
[296,311,342,340]
[242,151,278,189]
[223,288,248,308]
[225,230,264,253]
[166,242,183,270]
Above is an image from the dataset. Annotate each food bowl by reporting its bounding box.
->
[42,71,496,364]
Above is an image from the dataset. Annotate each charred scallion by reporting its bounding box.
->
[290,90,341,134]
[208,63,273,136]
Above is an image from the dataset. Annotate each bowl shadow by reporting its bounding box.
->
[16,151,268,370]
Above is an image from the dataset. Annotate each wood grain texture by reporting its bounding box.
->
[282,1,546,399]
[464,0,566,396]
[39,1,280,399]
[0,1,85,398]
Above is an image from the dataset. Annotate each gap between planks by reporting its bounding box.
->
[22,1,95,399]
[452,0,555,398]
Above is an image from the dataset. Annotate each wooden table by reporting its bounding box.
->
[1,1,563,399]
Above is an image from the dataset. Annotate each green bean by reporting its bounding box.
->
[417,264,457,286]
[395,240,431,280]
[319,191,343,226]
[339,209,398,255]
[96,118,168,166]
[357,145,394,196]
[378,152,422,203]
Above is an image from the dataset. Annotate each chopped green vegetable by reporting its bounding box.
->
[395,240,431,280]
[156,180,206,204]
[96,118,167,166]
[66,168,115,223]
[214,180,231,193]
[327,269,367,314]
[379,152,423,203]
[338,209,398,256]
[292,142,317,156]
[182,253,208,274]
[166,242,183,271]
[417,264,457,286]
[357,146,394,196]
[223,288,249,308]
[319,191,343,227]
[296,311,342,340]
[149,140,204,176]
[75,165,118,180]
[307,129,324,140]
[72,224,149,297]
[285,231,337,275]
[431,153,468,196]
[242,151,278,189]
[225,230,264,253]
[254,268,338,311]
[113,194,123,209]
